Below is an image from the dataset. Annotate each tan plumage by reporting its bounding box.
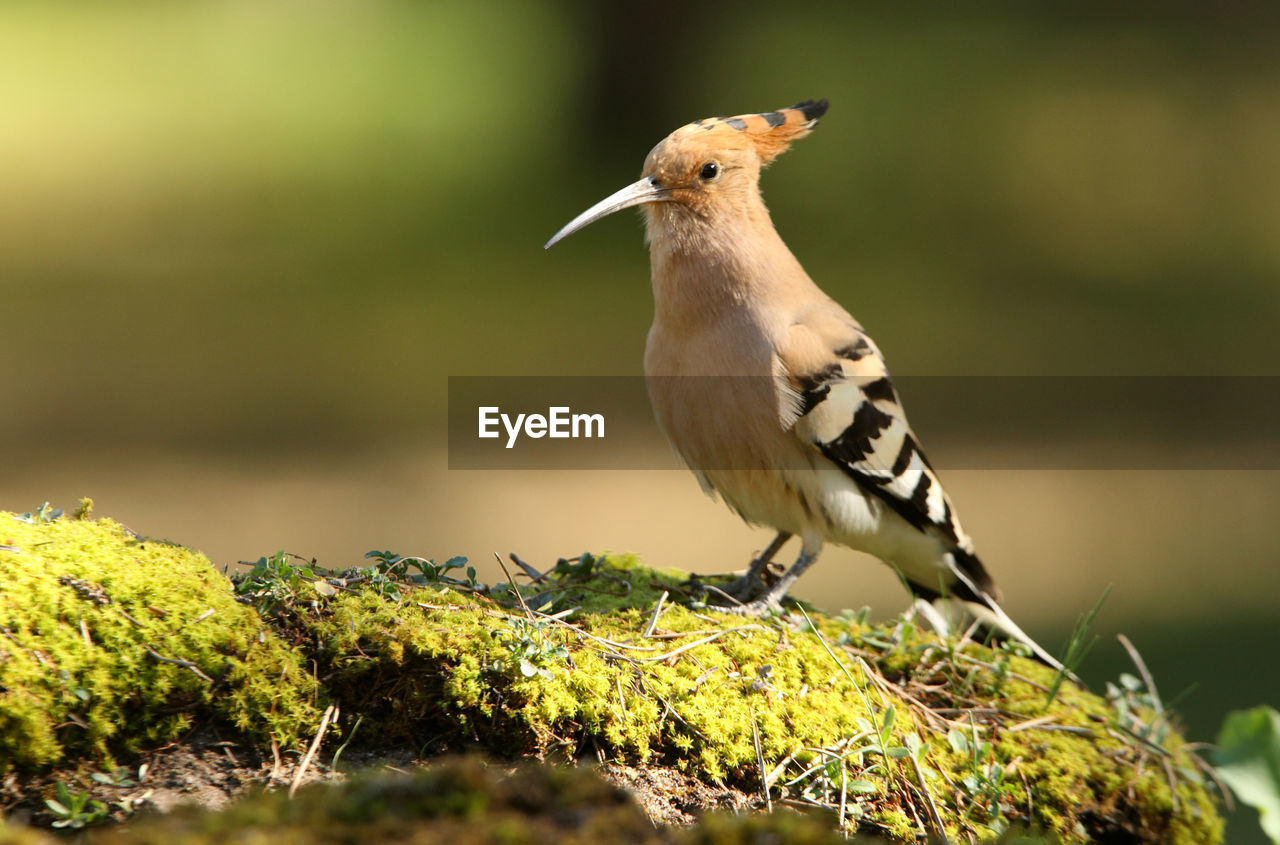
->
[546,100,1061,670]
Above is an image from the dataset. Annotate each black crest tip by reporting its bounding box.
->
[792,98,830,122]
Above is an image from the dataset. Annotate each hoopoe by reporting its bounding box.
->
[546,100,1063,671]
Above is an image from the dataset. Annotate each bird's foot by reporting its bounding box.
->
[720,572,767,602]
[712,531,792,602]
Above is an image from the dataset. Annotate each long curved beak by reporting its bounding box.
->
[544,176,670,249]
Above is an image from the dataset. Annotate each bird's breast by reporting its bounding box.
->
[644,313,796,478]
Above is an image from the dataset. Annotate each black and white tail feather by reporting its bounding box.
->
[942,556,1070,678]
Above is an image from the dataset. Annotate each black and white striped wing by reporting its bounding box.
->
[777,324,968,551]
[777,319,1059,667]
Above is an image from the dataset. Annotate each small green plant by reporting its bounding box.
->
[836,606,873,631]
[16,502,64,524]
[90,766,138,788]
[783,745,878,821]
[492,617,569,679]
[58,669,92,706]
[949,720,1016,835]
[45,782,109,829]
[1107,672,1172,746]
[234,550,319,613]
[360,564,405,601]
[775,711,937,834]
[550,552,600,580]
[991,638,1030,689]
[364,550,477,590]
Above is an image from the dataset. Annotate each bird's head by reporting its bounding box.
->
[545,99,828,249]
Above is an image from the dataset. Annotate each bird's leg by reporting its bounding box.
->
[716,545,818,617]
[722,531,791,601]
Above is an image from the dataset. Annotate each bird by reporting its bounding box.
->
[545,99,1063,671]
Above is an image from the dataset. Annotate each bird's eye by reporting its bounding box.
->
[699,161,719,180]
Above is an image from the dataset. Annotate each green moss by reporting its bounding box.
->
[0,512,318,771]
[0,512,1225,842]
[301,555,1223,843]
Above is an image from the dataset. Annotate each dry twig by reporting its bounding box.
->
[290,703,337,798]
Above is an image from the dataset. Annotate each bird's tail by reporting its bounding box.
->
[953,596,1077,682]
[926,551,1078,683]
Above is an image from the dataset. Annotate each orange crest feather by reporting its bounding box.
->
[684,99,828,165]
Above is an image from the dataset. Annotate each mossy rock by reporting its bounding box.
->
[0,507,318,771]
[0,507,1225,843]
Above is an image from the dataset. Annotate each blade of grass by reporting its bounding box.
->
[1046,585,1110,707]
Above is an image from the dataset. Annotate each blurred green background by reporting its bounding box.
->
[3,2,1278,839]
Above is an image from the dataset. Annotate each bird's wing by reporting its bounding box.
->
[773,309,1077,673]
[775,307,973,559]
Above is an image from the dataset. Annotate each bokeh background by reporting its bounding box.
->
[2,2,1278,838]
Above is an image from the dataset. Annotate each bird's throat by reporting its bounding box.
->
[646,206,795,331]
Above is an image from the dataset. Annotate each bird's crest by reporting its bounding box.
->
[675,99,828,165]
